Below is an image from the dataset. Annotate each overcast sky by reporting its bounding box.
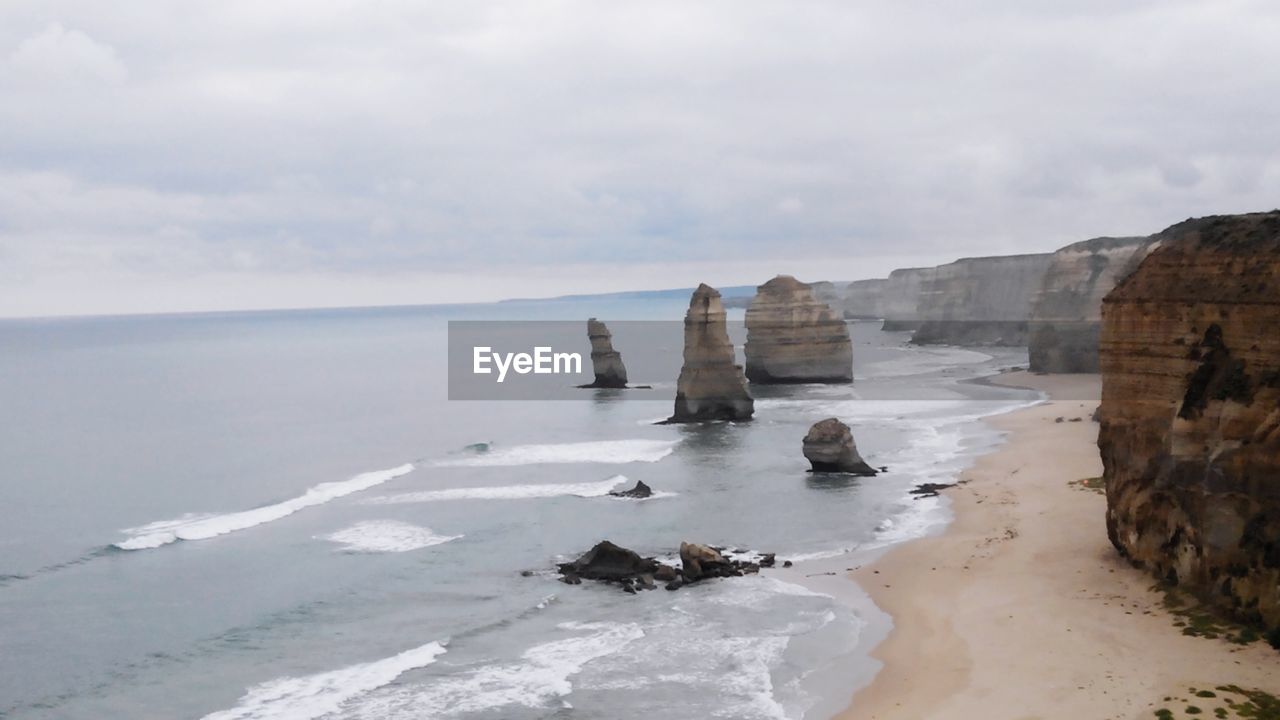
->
[2,1,1278,317]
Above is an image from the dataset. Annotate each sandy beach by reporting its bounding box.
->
[837,371,1280,720]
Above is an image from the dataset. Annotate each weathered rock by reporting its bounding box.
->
[843,278,888,319]
[1028,236,1157,373]
[1098,211,1280,631]
[744,275,853,384]
[608,480,653,499]
[580,318,628,388]
[679,542,727,580]
[558,540,771,593]
[557,540,672,584]
[911,253,1054,346]
[880,267,933,331]
[668,284,754,422]
[802,418,877,475]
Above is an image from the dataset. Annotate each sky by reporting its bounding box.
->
[2,1,1278,317]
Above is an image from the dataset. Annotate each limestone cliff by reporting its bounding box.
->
[744,275,853,384]
[1028,236,1156,373]
[1098,210,1280,630]
[880,267,933,332]
[910,253,1053,346]
[843,278,887,319]
[669,284,755,422]
[582,318,628,388]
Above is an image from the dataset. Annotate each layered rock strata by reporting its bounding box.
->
[1098,211,1280,630]
[802,418,877,474]
[1028,236,1156,373]
[910,253,1053,346]
[843,278,887,319]
[880,267,933,331]
[582,318,628,388]
[668,284,755,422]
[744,275,853,384]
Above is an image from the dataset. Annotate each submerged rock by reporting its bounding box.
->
[802,418,877,475]
[668,284,754,423]
[744,275,853,384]
[608,480,653,499]
[580,318,628,388]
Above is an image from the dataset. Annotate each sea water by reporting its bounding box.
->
[0,299,1036,719]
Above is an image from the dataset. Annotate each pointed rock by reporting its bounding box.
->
[744,275,853,384]
[668,284,754,422]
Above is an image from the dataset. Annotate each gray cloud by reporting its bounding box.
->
[2,0,1279,315]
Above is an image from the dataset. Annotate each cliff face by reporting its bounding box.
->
[880,267,932,331]
[1098,211,1280,630]
[1028,236,1156,373]
[669,284,755,422]
[843,278,887,319]
[910,253,1053,346]
[744,275,853,384]
[583,318,628,388]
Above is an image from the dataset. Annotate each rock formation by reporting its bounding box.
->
[668,284,754,422]
[556,540,769,593]
[608,480,653,499]
[880,267,933,331]
[1098,211,1280,631]
[743,275,853,384]
[843,278,887,319]
[1028,236,1156,373]
[581,318,628,388]
[802,418,877,474]
[910,253,1053,346]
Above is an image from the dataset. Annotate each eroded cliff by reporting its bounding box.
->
[1098,211,1280,630]
[1028,236,1155,373]
[910,253,1053,346]
[744,275,853,384]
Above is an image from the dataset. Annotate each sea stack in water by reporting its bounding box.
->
[744,275,853,384]
[802,418,876,475]
[668,284,754,422]
[1098,211,1280,631]
[582,318,628,388]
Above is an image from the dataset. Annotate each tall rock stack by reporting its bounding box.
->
[583,318,628,388]
[1098,211,1280,630]
[744,275,853,384]
[1028,236,1156,373]
[668,284,755,422]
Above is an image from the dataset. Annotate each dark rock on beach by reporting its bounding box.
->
[556,540,772,594]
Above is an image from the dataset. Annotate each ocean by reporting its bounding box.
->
[0,297,1037,719]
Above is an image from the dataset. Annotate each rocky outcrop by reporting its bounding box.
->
[668,284,754,422]
[843,278,887,319]
[1098,211,1280,630]
[1028,237,1156,373]
[880,267,934,331]
[556,540,769,593]
[743,275,853,384]
[581,318,628,388]
[910,253,1053,346]
[608,480,652,499]
[802,418,877,474]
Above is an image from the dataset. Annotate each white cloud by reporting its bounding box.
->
[6,22,126,84]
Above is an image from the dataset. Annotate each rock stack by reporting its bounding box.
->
[581,318,628,388]
[802,418,877,475]
[1098,211,1280,630]
[744,275,853,384]
[1028,236,1156,373]
[668,284,754,423]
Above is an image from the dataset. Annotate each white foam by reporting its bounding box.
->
[115,464,415,550]
[201,639,446,720]
[322,521,461,553]
[348,622,643,718]
[433,439,677,467]
[368,475,629,505]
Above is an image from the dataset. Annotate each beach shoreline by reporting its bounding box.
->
[829,371,1280,719]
